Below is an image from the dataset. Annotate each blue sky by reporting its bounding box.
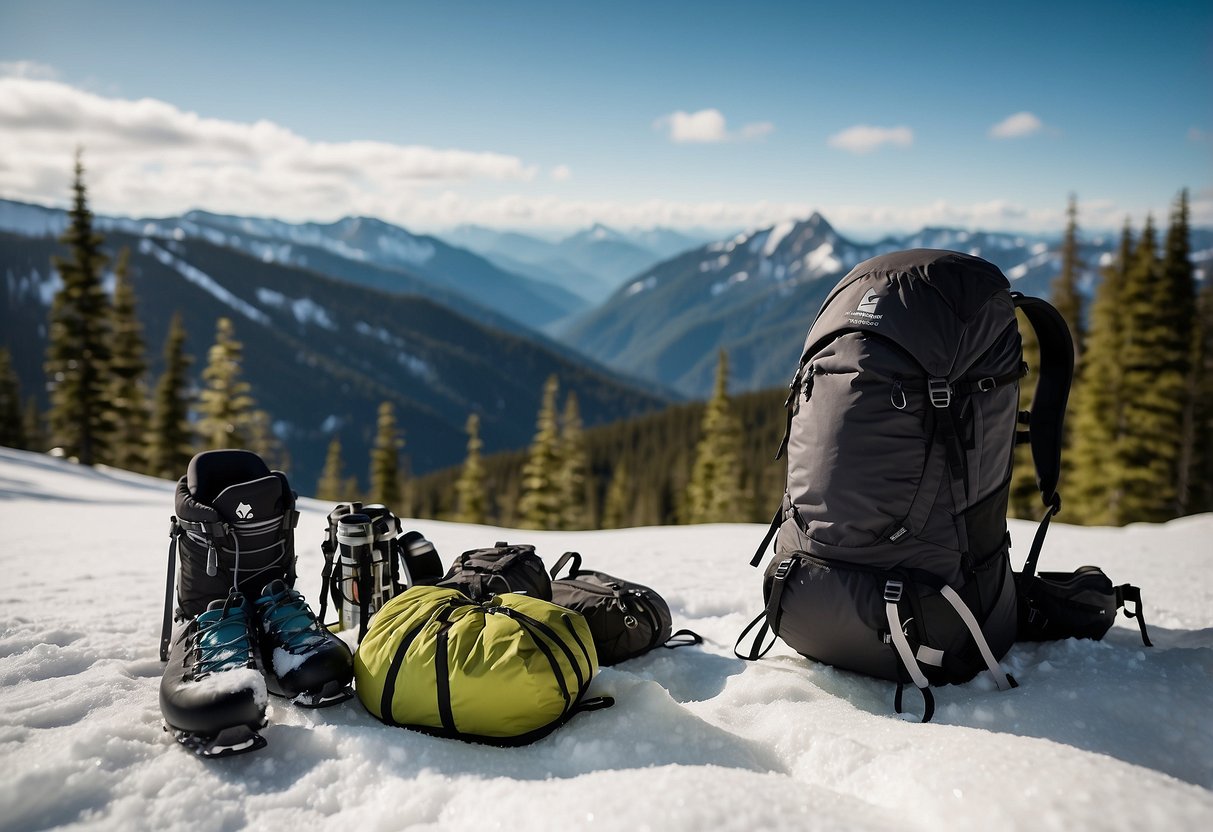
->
[0,0,1209,236]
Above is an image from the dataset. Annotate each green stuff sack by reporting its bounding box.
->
[354,586,613,745]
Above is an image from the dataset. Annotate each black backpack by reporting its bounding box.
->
[438,542,553,602]
[738,249,1080,720]
[549,552,702,665]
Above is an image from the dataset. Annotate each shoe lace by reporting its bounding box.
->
[259,589,328,654]
[192,595,253,678]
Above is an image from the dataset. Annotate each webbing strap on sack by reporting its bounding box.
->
[160,520,181,662]
[884,580,935,723]
[939,585,1016,691]
[549,551,582,579]
[1013,293,1075,510]
[664,629,704,649]
[318,532,336,627]
[1117,584,1153,646]
[749,502,784,567]
[734,611,777,660]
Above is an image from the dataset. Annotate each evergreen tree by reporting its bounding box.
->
[602,462,632,529]
[316,435,348,501]
[106,248,150,472]
[518,375,564,529]
[45,150,113,465]
[22,398,44,452]
[247,408,288,471]
[1160,190,1200,514]
[1069,222,1133,523]
[557,392,589,530]
[147,313,194,479]
[687,350,745,523]
[1189,278,1213,514]
[369,401,403,507]
[1053,195,1086,363]
[1116,216,1183,523]
[0,348,26,449]
[1008,310,1041,518]
[454,413,487,524]
[196,317,256,449]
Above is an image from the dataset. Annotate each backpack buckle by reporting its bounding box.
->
[773,559,795,581]
[883,579,904,602]
[977,376,996,392]
[928,378,952,408]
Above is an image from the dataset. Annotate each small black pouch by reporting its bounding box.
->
[438,541,553,602]
[549,551,701,665]
[1015,566,1151,646]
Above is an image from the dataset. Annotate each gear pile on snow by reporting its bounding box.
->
[159,450,354,757]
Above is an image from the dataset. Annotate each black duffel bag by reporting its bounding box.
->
[439,541,552,602]
[549,551,701,665]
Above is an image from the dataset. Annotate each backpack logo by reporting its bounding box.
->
[857,288,881,313]
[236,502,254,520]
[846,287,885,326]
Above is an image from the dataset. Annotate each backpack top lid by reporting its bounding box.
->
[183,450,288,525]
[806,249,1014,378]
[187,450,272,504]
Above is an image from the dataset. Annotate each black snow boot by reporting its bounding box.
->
[160,592,268,758]
[159,450,302,756]
[255,579,354,708]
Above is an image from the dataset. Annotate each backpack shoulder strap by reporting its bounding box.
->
[1012,293,1076,577]
[1013,293,1076,509]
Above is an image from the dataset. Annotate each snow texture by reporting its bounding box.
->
[138,239,271,325]
[0,446,1211,831]
[255,288,338,330]
[192,667,269,710]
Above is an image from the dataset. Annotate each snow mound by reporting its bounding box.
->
[0,446,1211,831]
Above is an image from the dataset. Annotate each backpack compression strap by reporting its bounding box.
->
[1013,293,1076,577]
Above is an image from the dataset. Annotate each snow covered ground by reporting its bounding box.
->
[0,446,1211,831]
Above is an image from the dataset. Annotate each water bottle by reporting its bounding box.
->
[335,513,373,636]
[362,504,402,607]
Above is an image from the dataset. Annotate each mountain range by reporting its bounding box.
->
[560,214,1213,396]
[0,200,672,490]
[0,200,587,332]
[442,223,712,304]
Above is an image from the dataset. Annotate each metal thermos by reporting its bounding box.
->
[335,513,374,635]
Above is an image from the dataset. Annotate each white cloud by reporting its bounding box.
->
[0,60,58,80]
[827,125,913,155]
[550,164,572,182]
[654,109,774,144]
[989,111,1044,139]
[0,76,539,220]
[372,193,1100,236]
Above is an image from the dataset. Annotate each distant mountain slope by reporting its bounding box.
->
[0,229,669,490]
[441,223,711,303]
[0,198,585,331]
[562,214,1213,397]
